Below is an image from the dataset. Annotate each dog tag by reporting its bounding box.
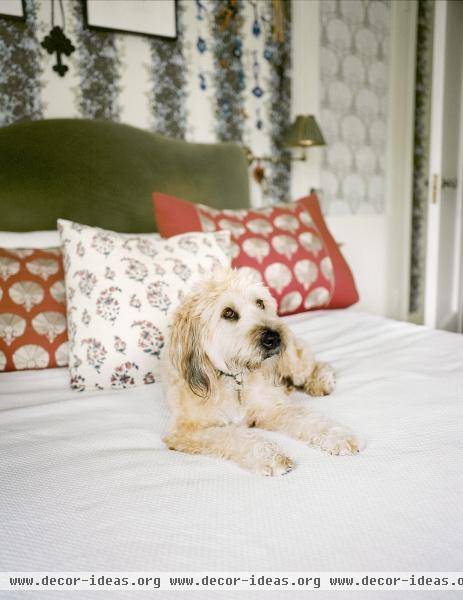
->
[233,373,243,404]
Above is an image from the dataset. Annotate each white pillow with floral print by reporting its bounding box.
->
[58,219,231,391]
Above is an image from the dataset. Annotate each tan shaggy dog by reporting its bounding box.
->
[162,268,364,475]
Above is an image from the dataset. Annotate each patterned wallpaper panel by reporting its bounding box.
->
[409,0,434,320]
[0,0,291,204]
[0,0,43,123]
[320,0,391,215]
[73,0,122,120]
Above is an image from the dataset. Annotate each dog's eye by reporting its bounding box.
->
[221,307,239,321]
[256,299,265,310]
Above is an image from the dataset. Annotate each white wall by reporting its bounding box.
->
[291,0,416,317]
[326,215,388,314]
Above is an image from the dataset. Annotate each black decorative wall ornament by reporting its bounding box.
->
[41,0,75,77]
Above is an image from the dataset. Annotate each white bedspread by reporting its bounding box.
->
[1,310,462,599]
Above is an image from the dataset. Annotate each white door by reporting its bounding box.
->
[424,0,463,332]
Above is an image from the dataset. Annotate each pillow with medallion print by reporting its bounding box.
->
[153,192,359,316]
[0,247,68,372]
[58,219,231,392]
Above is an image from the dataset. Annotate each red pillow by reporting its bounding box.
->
[153,192,359,316]
[0,248,68,372]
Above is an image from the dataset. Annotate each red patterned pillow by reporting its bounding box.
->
[153,192,359,315]
[0,248,68,372]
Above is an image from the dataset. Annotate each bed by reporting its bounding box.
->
[1,120,462,599]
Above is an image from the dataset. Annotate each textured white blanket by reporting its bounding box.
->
[1,310,462,599]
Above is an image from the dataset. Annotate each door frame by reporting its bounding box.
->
[457,103,463,332]
[424,0,463,331]
[385,0,417,321]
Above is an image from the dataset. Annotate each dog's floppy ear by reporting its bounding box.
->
[169,296,216,399]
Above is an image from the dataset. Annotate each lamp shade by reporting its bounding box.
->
[282,115,326,148]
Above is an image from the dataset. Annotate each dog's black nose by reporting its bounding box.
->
[261,328,281,351]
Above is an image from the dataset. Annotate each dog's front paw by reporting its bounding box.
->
[305,362,336,397]
[319,426,364,456]
[260,453,294,476]
[249,443,294,476]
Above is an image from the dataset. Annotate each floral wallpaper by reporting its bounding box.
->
[265,0,291,204]
[73,0,121,120]
[0,0,43,124]
[211,0,246,143]
[409,0,434,320]
[0,0,292,204]
[319,0,391,215]
[149,0,188,138]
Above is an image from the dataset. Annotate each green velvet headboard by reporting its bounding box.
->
[0,119,250,233]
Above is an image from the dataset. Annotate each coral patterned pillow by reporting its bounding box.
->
[153,192,359,315]
[58,219,231,391]
[0,248,68,372]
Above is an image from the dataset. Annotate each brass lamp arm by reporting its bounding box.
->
[244,147,306,165]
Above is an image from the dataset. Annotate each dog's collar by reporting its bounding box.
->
[219,370,243,386]
[219,370,243,403]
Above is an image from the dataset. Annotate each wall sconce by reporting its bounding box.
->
[282,114,326,159]
[245,114,326,165]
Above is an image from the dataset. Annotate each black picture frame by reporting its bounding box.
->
[0,0,26,22]
[82,0,177,41]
